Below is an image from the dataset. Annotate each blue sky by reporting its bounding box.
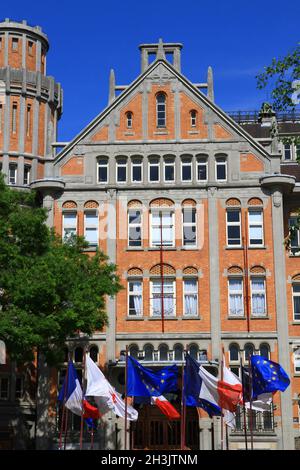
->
[4,0,300,141]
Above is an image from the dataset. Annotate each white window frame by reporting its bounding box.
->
[26,104,31,136]
[150,210,175,247]
[15,376,24,399]
[283,143,292,160]
[116,158,127,183]
[12,102,17,134]
[164,158,175,182]
[128,280,143,317]
[215,157,227,182]
[182,207,197,247]
[128,208,142,247]
[181,158,192,182]
[126,111,133,129]
[250,276,267,316]
[183,278,198,316]
[148,159,160,183]
[131,159,143,183]
[289,216,300,255]
[294,348,300,373]
[23,165,30,185]
[97,158,108,184]
[196,157,208,182]
[248,209,264,247]
[228,277,244,317]
[190,110,197,127]
[156,93,166,128]
[62,211,77,240]
[226,209,241,247]
[9,163,17,185]
[12,37,19,51]
[229,345,240,363]
[150,279,176,317]
[84,210,99,247]
[293,283,300,321]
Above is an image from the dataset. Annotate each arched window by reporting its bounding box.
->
[129,344,139,359]
[174,344,183,361]
[229,344,239,362]
[156,93,166,127]
[189,344,199,360]
[259,343,270,359]
[89,346,99,363]
[244,343,254,362]
[126,111,133,128]
[74,347,83,363]
[190,110,197,127]
[159,344,168,361]
[144,344,154,361]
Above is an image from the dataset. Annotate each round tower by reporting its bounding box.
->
[0,18,63,186]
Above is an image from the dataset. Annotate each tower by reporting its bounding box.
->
[0,19,63,187]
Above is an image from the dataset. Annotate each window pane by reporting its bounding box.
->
[117,166,126,182]
[216,163,226,180]
[183,209,196,224]
[182,165,191,181]
[227,226,241,244]
[183,226,196,245]
[165,165,174,181]
[129,227,141,246]
[249,212,262,223]
[150,165,159,181]
[129,210,141,224]
[132,165,142,182]
[294,296,300,319]
[197,164,207,181]
[85,213,98,225]
[227,211,240,223]
[98,166,107,183]
[249,226,263,244]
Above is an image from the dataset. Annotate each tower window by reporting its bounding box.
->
[12,38,19,51]
[26,105,31,136]
[97,158,108,184]
[9,163,17,185]
[156,93,166,127]
[23,166,30,185]
[12,102,17,134]
[190,110,197,127]
[126,111,133,128]
[28,40,33,56]
[216,157,227,181]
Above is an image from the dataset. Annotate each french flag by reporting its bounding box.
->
[151,395,180,420]
[199,365,242,412]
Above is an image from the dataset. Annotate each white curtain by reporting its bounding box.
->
[184,280,197,315]
[229,279,243,315]
[152,280,174,316]
[131,281,142,315]
[251,279,265,315]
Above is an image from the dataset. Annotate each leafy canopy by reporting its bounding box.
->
[0,175,121,364]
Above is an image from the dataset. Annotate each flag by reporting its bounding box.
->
[242,367,273,411]
[199,365,242,412]
[251,355,290,396]
[127,356,178,397]
[83,399,101,419]
[151,395,180,420]
[184,354,222,417]
[58,360,83,416]
[85,356,138,421]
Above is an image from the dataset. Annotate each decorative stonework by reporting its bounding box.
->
[182,199,196,207]
[84,200,99,209]
[62,201,77,209]
[248,197,263,206]
[128,267,143,276]
[150,198,174,207]
[183,266,198,275]
[128,199,143,208]
[226,198,241,206]
[228,266,243,274]
[250,265,266,274]
[150,264,176,275]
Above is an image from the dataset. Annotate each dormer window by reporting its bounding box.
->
[126,111,133,129]
[190,110,197,127]
[156,93,166,127]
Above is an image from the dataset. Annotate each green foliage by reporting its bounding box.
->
[0,175,121,365]
[256,43,300,112]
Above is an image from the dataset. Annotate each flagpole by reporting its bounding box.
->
[180,351,186,450]
[160,210,165,334]
[124,345,128,450]
[59,357,70,450]
[79,346,87,450]
[249,354,254,450]
[225,424,229,450]
[63,408,69,450]
[240,357,248,450]
[220,350,224,451]
[243,212,250,333]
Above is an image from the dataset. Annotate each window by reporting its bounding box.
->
[28,40,33,56]
[196,157,207,181]
[63,212,77,240]
[126,111,132,128]
[23,166,30,185]
[226,209,241,246]
[131,158,142,183]
[151,279,176,316]
[151,210,174,247]
[89,346,99,363]
[216,157,227,181]
[228,278,244,316]
[174,344,183,361]
[182,207,197,247]
[159,345,168,361]
[189,344,199,360]
[164,158,175,182]
[84,211,98,246]
[128,209,142,247]
[12,102,17,134]
[149,158,160,182]
[26,105,31,136]
[283,143,292,160]
[97,158,108,183]
[12,38,19,51]
[181,157,192,182]
[251,277,266,316]
[116,158,127,183]
[129,345,138,359]
[248,209,264,246]
[156,93,166,127]
[183,279,198,316]
[244,344,254,362]
[15,377,24,399]
[294,348,300,373]
[128,280,143,316]
[144,344,154,361]
[259,344,270,359]
[190,110,197,127]
[229,344,240,362]
[74,347,83,363]
[293,284,300,321]
[289,216,300,255]
[9,163,17,185]
[0,377,9,400]
[0,104,3,132]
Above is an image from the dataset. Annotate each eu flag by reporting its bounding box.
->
[184,354,222,417]
[127,356,178,397]
[251,355,290,396]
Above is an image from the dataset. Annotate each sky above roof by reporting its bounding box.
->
[4,0,299,141]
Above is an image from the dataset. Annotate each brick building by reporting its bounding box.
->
[1,19,300,450]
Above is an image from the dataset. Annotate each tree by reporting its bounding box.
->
[0,175,121,365]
